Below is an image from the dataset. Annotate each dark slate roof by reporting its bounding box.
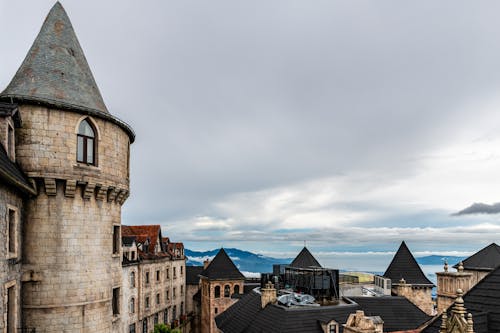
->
[186,266,203,285]
[453,243,500,271]
[200,248,245,281]
[216,291,429,333]
[0,2,135,142]
[290,247,322,268]
[422,265,500,333]
[383,241,434,286]
[348,297,430,332]
[0,141,35,195]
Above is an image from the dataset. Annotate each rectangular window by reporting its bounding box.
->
[156,270,160,281]
[7,124,14,160]
[112,287,120,315]
[7,208,17,257]
[113,225,120,255]
[166,268,170,279]
[181,285,184,296]
[145,296,150,309]
[156,293,160,305]
[142,319,147,333]
[173,267,177,278]
[173,287,176,300]
[154,313,158,325]
[7,285,15,333]
[129,324,136,333]
[145,272,150,284]
[166,289,170,301]
[181,266,183,275]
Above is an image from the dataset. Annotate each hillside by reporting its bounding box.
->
[185,248,290,273]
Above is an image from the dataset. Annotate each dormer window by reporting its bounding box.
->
[77,118,96,165]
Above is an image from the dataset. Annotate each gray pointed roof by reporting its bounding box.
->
[383,241,434,287]
[290,247,322,268]
[0,2,135,142]
[200,248,245,281]
[453,243,500,271]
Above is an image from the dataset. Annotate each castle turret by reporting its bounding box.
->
[0,3,134,332]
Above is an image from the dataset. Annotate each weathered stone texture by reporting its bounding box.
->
[0,184,24,332]
[16,105,130,332]
[15,105,130,187]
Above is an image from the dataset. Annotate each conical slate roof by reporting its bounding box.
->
[200,248,245,281]
[1,2,135,141]
[0,2,108,114]
[383,241,434,286]
[453,243,500,271]
[290,247,322,268]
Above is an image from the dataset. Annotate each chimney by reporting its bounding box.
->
[261,282,277,309]
[203,259,211,269]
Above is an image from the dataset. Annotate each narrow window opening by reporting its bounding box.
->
[224,285,230,297]
[214,286,220,298]
[7,285,15,333]
[112,287,120,315]
[8,209,16,255]
[113,226,120,255]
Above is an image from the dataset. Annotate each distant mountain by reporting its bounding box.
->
[416,255,467,266]
[185,248,291,274]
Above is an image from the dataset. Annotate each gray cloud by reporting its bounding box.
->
[453,203,500,216]
[3,1,500,251]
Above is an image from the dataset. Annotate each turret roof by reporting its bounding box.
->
[290,247,322,268]
[383,241,434,286]
[0,2,135,142]
[200,248,245,281]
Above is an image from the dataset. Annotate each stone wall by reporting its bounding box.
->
[395,284,434,316]
[201,279,243,333]
[0,184,24,333]
[121,264,139,333]
[17,105,131,332]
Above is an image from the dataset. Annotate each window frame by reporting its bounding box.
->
[6,206,18,259]
[76,118,97,166]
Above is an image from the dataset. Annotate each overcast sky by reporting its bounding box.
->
[2,0,500,257]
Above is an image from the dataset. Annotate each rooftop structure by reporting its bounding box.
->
[383,241,434,287]
[453,243,500,271]
[422,264,500,333]
[200,248,245,281]
[215,289,430,333]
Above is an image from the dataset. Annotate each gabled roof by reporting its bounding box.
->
[122,225,162,255]
[383,241,434,286]
[186,266,203,285]
[0,140,36,195]
[422,265,500,333]
[453,243,500,271]
[290,247,322,268]
[0,2,135,142]
[200,248,244,281]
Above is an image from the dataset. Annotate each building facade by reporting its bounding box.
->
[121,225,186,333]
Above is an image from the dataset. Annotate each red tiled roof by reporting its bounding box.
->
[122,225,161,254]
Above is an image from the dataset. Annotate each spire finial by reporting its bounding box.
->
[458,261,464,272]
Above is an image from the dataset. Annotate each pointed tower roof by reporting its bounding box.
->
[453,243,500,271]
[200,248,245,281]
[290,247,322,268]
[0,2,135,141]
[383,241,434,286]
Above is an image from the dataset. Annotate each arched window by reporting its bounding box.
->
[77,118,96,165]
[130,298,135,313]
[130,271,135,288]
[214,286,220,298]
[234,285,240,295]
[224,285,230,297]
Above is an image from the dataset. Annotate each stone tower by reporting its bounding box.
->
[199,249,244,333]
[0,3,134,332]
[382,241,435,315]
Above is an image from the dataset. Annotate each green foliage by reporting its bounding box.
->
[153,324,181,333]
